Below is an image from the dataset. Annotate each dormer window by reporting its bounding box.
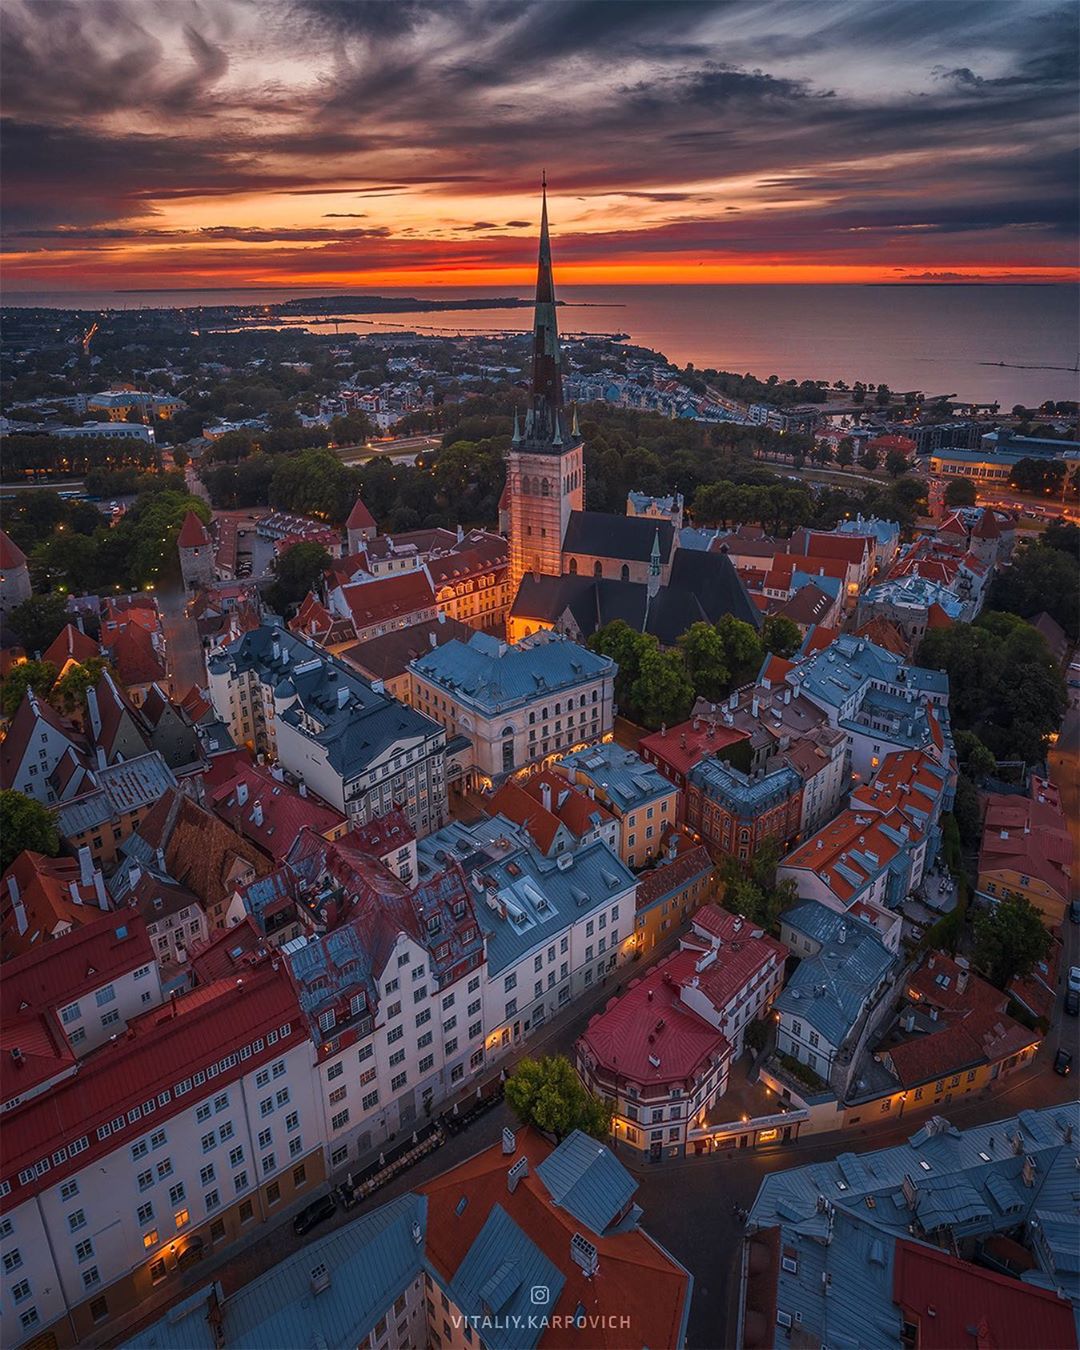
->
[318,1010,336,1033]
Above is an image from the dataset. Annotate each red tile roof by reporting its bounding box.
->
[346,807,415,859]
[346,496,376,531]
[177,510,212,548]
[781,808,907,903]
[338,571,436,630]
[1,851,105,957]
[853,617,909,656]
[41,623,100,671]
[579,949,729,1088]
[0,956,306,1210]
[108,622,166,687]
[801,531,872,565]
[488,779,565,854]
[522,769,616,838]
[0,689,85,787]
[971,508,1001,540]
[683,905,788,1016]
[1,1006,75,1104]
[634,843,713,912]
[419,1127,692,1350]
[979,787,1072,902]
[0,528,28,570]
[639,717,750,779]
[892,1239,1077,1350]
[0,909,154,1024]
[205,758,346,863]
[136,787,272,911]
[288,591,357,646]
[886,952,1033,1087]
[799,623,842,656]
[926,602,955,629]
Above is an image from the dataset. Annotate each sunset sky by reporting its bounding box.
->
[3,0,1078,292]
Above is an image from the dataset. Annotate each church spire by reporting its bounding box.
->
[527,173,566,446]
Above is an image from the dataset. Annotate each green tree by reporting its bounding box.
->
[990,541,1080,639]
[953,729,996,780]
[761,615,802,659]
[944,477,977,508]
[0,789,59,870]
[860,445,880,472]
[329,411,377,445]
[270,448,358,522]
[885,449,909,477]
[835,439,854,468]
[52,657,109,717]
[588,621,651,709]
[265,541,332,617]
[6,595,71,657]
[677,622,731,702]
[504,1055,611,1141]
[1,659,58,718]
[715,614,765,687]
[972,893,1052,989]
[628,647,695,731]
[171,447,190,469]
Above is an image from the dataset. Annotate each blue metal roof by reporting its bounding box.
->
[409,630,612,716]
[558,743,672,814]
[417,818,635,976]
[688,755,800,818]
[775,915,895,1047]
[217,625,443,782]
[836,516,900,548]
[451,1204,565,1350]
[535,1130,638,1236]
[126,1193,426,1349]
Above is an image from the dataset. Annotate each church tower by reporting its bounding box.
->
[505,178,585,598]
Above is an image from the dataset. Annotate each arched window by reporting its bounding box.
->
[532,476,542,496]
[521,476,530,495]
[502,726,514,738]
[620,563,630,582]
[593,561,603,578]
[541,479,550,497]
[569,557,578,575]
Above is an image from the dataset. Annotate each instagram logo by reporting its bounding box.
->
[530,1285,550,1306]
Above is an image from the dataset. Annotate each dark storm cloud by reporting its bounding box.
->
[2,0,1077,277]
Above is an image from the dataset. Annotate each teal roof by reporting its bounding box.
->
[558,743,671,813]
[775,916,895,1047]
[536,1129,637,1236]
[417,818,635,976]
[126,1193,426,1349]
[409,630,612,715]
[688,755,801,819]
[451,1204,565,1350]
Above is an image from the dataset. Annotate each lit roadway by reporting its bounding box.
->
[333,434,442,465]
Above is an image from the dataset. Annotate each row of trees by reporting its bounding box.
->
[0,655,108,719]
[7,482,211,608]
[989,529,1080,639]
[587,615,802,731]
[1,433,160,481]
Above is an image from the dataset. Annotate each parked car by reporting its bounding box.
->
[293,1192,337,1236]
[1065,989,1079,1017]
[1069,967,1080,994]
[1053,1048,1072,1076]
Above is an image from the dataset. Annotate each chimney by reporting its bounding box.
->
[93,870,108,910]
[751,696,760,718]
[501,1127,517,1156]
[69,880,84,906]
[429,630,438,648]
[77,845,94,887]
[570,1233,599,1278]
[237,780,249,807]
[7,875,27,937]
[540,781,552,813]
[299,781,308,798]
[956,968,969,996]
[507,1157,529,1193]
[252,801,264,827]
[1021,1155,1036,1187]
[128,862,141,892]
[337,684,349,709]
[310,1264,331,1295]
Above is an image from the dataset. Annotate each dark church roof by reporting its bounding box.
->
[562,511,674,564]
[667,549,761,630]
[511,550,759,647]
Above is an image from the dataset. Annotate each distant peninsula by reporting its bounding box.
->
[275,295,539,316]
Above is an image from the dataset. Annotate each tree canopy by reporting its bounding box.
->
[0,790,59,871]
[504,1055,610,1141]
[265,541,332,617]
[972,893,1052,989]
[917,611,1065,766]
[990,539,1080,639]
[944,477,977,508]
